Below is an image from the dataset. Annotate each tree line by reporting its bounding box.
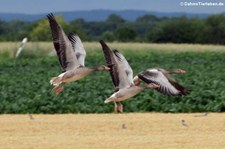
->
[0,13,225,44]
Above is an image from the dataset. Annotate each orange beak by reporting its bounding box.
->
[180,70,186,74]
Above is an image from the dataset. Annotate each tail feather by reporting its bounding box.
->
[50,77,62,86]
[180,88,192,96]
[104,96,116,103]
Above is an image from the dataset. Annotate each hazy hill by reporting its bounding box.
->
[0,9,210,22]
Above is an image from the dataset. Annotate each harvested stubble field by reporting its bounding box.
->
[0,113,225,149]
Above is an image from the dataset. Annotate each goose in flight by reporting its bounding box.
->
[100,40,159,113]
[133,68,191,96]
[47,13,110,94]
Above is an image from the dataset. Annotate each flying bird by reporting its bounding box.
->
[100,40,159,113]
[15,37,28,58]
[47,13,110,94]
[133,68,191,96]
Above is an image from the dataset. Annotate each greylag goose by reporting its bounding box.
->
[47,13,110,94]
[133,68,191,96]
[100,40,159,113]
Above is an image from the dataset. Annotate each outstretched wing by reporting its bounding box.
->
[100,40,120,91]
[100,41,134,91]
[160,70,191,95]
[138,69,183,96]
[68,33,86,67]
[47,13,79,72]
[113,49,134,89]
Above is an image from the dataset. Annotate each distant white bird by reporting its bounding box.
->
[15,37,28,58]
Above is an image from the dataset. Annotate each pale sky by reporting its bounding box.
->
[0,0,224,14]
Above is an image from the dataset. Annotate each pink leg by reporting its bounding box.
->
[55,85,64,94]
[118,102,123,113]
[114,101,118,113]
[52,85,59,93]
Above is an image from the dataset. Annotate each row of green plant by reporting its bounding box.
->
[1,49,225,113]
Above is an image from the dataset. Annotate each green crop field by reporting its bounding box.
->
[0,42,225,113]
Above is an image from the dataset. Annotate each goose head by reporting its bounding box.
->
[174,69,186,74]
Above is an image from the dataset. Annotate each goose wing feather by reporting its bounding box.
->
[138,69,181,96]
[160,70,191,95]
[100,40,120,91]
[113,49,134,89]
[68,33,86,67]
[47,13,79,72]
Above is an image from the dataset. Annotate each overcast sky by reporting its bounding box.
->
[0,0,224,14]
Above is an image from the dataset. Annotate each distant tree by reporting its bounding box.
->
[1,13,225,44]
[0,20,7,40]
[106,14,125,24]
[0,20,31,41]
[30,15,71,41]
[82,22,108,40]
[103,14,126,33]
[78,14,126,41]
[30,18,54,41]
[134,15,162,41]
[201,13,225,44]
[100,31,115,42]
[115,26,137,42]
[71,18,86,27]
[69,19,88,41]
[7,20,31,41]
[147,16,203,43]
[136,14,160,24]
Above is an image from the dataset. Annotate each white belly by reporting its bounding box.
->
[65,74,85,82]
[61,68,91,83]
[115,86,143,102]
